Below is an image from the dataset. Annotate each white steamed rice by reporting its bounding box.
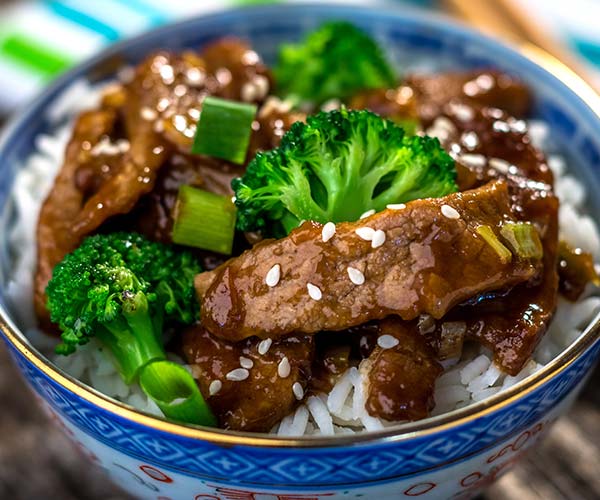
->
[4,78,600,436]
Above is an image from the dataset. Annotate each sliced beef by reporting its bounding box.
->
[428,100,560,374]
[201,38,272,103]
[182,326,313,432]
[362,318,443,421]
[427,103,553,188]
[35,108,122,323]
[197,181,542,342]
[406,70,531,123]
[456,191,558,374]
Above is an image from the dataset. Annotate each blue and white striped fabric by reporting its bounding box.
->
[0,0,599,114]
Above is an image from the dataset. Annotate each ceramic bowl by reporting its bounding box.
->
[1,4,600,499]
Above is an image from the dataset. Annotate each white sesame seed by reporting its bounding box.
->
[386,203,406,210]
[157,97,170,112]
[173,114,188,132]
[493,120,510,133]
[360,209,375,219]
[371,230,386,248]
[441,204,461,220]
[116,139,130,153]
[253,75,270,100]
[292,382,305,400]
[278,357,291,378]
[489,157,510,174]
[459,153,486,168]
[185,67,205,86]
[461,131,480,149]
[307,283,322,301]
[433,116,456,133]
[188,108,201,121]
[239,356,254,369]
[241,82,258,103]
[476,73,495,90]
[321,98,341,112]
[258,338,273,355]
[448,102,475,122]
[321,222,336,242]
[265,264,281,287]
[510,119,527,133]
[377,335,400,349]
[140,107,158,121]
[355,227,375,241]
[159,65,175,84]
[226,368,250,381]
[209,380,222,396]
[347,266,365,285]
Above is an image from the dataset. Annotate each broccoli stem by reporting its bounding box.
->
[97,291,166,384]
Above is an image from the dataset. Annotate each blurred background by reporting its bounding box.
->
[0,0,598,499]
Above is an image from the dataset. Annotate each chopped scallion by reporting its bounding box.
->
[476,225,512,264]
[172,185,237,255]
[192,96,257,164]
[500,222,543,259]
[139,360,217,426]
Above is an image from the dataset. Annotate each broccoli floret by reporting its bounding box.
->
[47,232,200,383]
[274,22,396,107]
[232,109,457,236]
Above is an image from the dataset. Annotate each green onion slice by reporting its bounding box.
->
[139,360,217,426]
[172,185,237,255]
[476,225,512,264]
[192,96,257,164]
[500,222,543,259]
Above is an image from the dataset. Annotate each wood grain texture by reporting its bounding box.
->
[0,341,598,500]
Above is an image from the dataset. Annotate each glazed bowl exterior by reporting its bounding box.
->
[1,4,600,499]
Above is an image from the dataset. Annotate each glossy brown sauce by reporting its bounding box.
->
[558,241,600,301]
[197,181,542,342]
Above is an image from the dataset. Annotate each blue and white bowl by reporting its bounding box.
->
[1,4,600,499]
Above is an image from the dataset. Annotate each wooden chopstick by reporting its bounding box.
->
[442,0,600,93]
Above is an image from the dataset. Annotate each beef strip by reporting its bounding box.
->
[196,181,542,342]
[430,101,560,374]
[361,318,443,421]
[428,103,553,188]
[182,326,313,432]
[201,38,272,103]
[35,108,122,323]
[406,70,531,123]
[454,191,558,374]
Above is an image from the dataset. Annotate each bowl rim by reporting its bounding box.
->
[1,2,600,449]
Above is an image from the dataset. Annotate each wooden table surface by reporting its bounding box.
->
[0,340,598,499]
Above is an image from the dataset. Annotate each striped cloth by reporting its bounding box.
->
[0,0,598,114]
